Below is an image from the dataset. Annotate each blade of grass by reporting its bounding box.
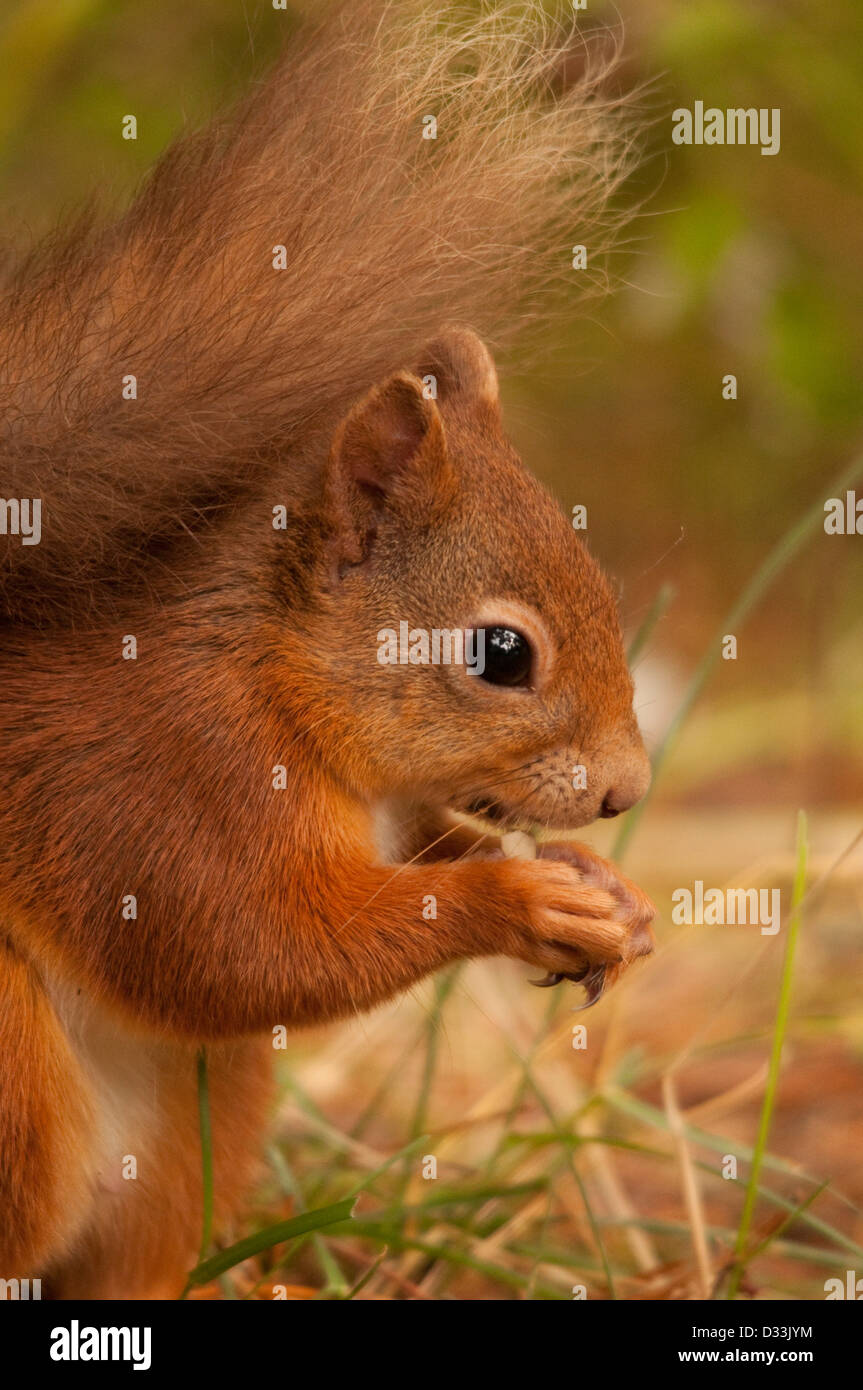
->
[408,967,461,1143]
[343,1246,390,1300]
[451,1006,622,1298]
[606,1091,821,1197]
[606,1088,863,1259]
[614,455,863,858]
[525,1180,559,1302]
[268,1145,348,1298]
[627,581,675,665]
[663,1071,711,1297]
[727,809,809,1298]
[184,1196,356,1289]
[349,1021,429,1140]
[344,1133,432,1200]
[286,1132,433,1272]
[744,1181,829,1265]
[513,1224,857,1273]
[346,1177,547,1226]
[322,1222,568,1298]
[518,1060,619,1299]
[479,989,561,1181]
[196,1047,214,1265]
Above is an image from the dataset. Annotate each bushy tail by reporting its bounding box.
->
[0,0,642,624]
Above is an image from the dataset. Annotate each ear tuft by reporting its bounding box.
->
[415,327,499,409]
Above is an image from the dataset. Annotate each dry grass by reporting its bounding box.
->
[187,801,863,1301]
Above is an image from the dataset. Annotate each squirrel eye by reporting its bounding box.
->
[477,626,532,687]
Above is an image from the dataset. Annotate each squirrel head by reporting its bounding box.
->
[300,328,649,833]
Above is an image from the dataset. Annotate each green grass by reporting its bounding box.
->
[727,811,808,1298]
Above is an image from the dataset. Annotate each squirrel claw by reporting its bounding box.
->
[529,971,565,988]
[570,965,608,1012]
[528,962,607,1008]
[528,952,593,992]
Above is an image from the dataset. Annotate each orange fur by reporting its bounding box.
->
[0,3,653,1297]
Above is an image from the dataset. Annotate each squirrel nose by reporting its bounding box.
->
[596,735,652,819]
[599,783,644,818]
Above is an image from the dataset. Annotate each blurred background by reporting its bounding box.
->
[3,0,861,1298]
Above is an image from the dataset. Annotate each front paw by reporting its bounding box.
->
[537,841,656,967]
[497,847,654,1005]
[503,857,639,979]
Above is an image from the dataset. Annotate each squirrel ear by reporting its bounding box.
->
[415,327,500,412]
[327,371,455,568]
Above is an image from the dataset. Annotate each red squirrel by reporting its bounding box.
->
[0,2,654,1297]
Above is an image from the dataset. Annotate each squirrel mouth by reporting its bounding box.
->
[452,804,528,839]
[466,797,508,825]
[452,800,573,842]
